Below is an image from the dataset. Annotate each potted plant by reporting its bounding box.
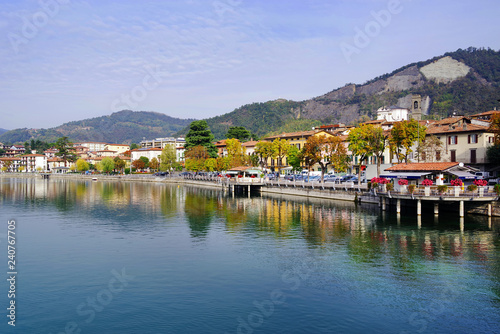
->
[377,177,390,192]
[494,183,500,196]
[422,179,433,196]
[437,185,448,194]
[408,184,416,194]
[386,182,394,192]
[473,179,487,197]
[467,184,478,193]
[398,179,408,193]
[450,178,463,197]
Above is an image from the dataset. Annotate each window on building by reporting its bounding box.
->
[448,136,458,145]
[470,149,477,164]
[436,150,441,161]
[450,150,456,162]
[414,101,418,109]
[468,134,478,144]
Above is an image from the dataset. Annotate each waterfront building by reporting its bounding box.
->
[382,161,478,189]
[20,154,47,172]
[0,157,22,172]
[425,116,494,172]
[131,147,163,162]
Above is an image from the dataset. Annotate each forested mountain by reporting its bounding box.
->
[0,128,8,136]
[188,47,500,139]
[0,110,194,144]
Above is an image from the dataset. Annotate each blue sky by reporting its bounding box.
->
[1,0,499,130]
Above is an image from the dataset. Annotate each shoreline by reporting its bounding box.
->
[2,173,498,216]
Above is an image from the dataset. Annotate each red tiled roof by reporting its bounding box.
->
[242,141,258,147]
[386,162,459,172]
[470,110,500,118]
[426,123,490,135]
[263,130,316,140]
[215,140,228,147]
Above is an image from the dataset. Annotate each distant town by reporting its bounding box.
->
[1,97,500,190]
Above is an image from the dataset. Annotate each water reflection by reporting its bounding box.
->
[1,177,499,269]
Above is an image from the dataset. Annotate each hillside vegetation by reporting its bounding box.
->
[0,110,193,144]
[181,47,500,140]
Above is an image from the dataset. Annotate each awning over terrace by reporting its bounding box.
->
[448,170,477,179]
[380,172,431,179]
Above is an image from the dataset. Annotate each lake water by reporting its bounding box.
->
[1,177,500,333]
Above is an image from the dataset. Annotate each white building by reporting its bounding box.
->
[74,142,108,152]
[140,137,186,150]
[377,106,410,122]
[21,154,47,172]
[131,148,163,162]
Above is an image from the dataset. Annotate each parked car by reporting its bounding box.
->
[323,174,337,182]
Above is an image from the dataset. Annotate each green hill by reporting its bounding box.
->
[0,110,194,144]
[179,47,500,140]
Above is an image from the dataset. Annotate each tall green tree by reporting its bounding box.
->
[101,157,115,174]
[254,141,275,170]
[149,157,159,171]
[301,135,325,180]
[365,125,388,177]
[139,156,149,168]
[55,137,76,167]
[325,136,351,175]
[389,120,425,163]
[272,138,290,174]
[347,125,372,185]
[160,144,177,171]
[114,157,126,173]
[226,126,252,141]
[185,120,218,158]
[286,145,302,172]
[76,158,89,172]
[301,135,350,182]
[226,138,246,168]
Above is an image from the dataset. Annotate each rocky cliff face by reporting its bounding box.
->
[419,56,470,83]
[296,50,498,124]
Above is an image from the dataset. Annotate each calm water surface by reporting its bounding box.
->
[1,177,500,333]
